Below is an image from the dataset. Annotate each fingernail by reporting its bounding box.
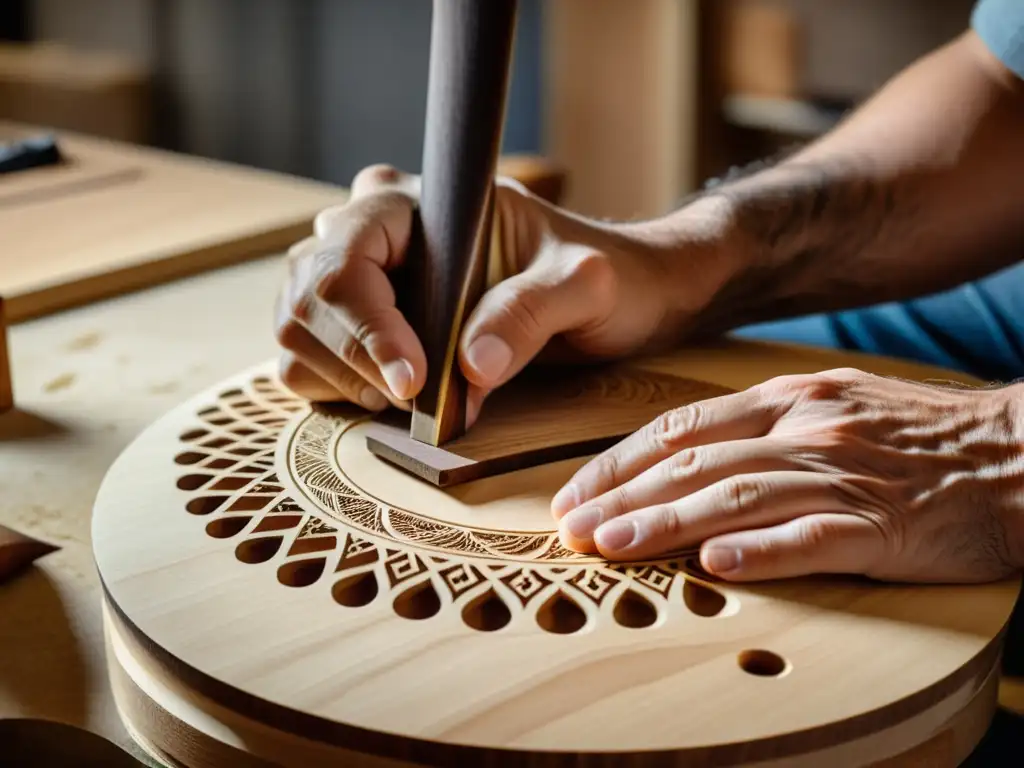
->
[465,334,513,383]
[551,483,579,517]
[564,506,604,539]
[381,359,414,400]
[703,547,740,574]
[359,386,389,411]
[595,520,636,552]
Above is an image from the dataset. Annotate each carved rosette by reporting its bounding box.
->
[174,375,732,634]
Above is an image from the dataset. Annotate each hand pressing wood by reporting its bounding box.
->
[0,524,59,583]
[368,364,734,486]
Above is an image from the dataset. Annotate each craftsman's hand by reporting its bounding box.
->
[552,368,1024,584]
[274,164,730,422]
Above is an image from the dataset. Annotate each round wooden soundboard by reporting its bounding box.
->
[92,342,1021,767]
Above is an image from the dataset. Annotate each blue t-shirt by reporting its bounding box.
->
[973,0,1024,79]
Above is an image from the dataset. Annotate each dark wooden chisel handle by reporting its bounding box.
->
[407,0,518,446]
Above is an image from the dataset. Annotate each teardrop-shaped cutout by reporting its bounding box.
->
[174,451,206,465]
[536,591,586,635]
[393,580,441,620]
[613,589,657,629]
[254,515,303,533]
[278,557,326,588]
[186,496,227,515]
[333,571,379,607]
[683,579,726,617]
[177,474,213,491]
[180,428,210,442]
[226,495,273,512]
[205,516,251,539]
[210,476,250,491]
[235,535,283,564]
[462,589,512,632]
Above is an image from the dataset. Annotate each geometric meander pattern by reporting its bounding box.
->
[175,376,730,634]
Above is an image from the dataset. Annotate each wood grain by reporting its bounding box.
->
[91,351,1021,767]
[3,253,1012,765]
[102,594,1003,768]
[0,297,10,412]
[408,0,518,446]
[367,365,734,486]
[0,120,345,323]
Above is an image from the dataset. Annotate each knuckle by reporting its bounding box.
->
[562,248,617,304]
[277,355,307,392]
[589,452,622,494]
[653,505,685,541]
[824,366,864,381]
[719,476,768,515]
[665,448,702,483]
[796,516,836,550]
[311,250,353,303]
[764,372,845,403]
[337,327,367,367]
[353,163,402,190]
[652,405,703,450]
[492,281,545,339]
[275,315,308,351]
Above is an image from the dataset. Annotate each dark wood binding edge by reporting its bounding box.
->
[100,576,1008,768]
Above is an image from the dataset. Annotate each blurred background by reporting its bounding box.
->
[0,0,978,220]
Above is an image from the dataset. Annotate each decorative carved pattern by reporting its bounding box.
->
[175,375,731,634]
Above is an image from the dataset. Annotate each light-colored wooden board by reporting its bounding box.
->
[2,253,1022,765]
[0,121,347,323]
[92,344,1021,766]
[101,596,1002,768]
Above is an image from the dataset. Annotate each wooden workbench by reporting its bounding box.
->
[2,253,1024,766]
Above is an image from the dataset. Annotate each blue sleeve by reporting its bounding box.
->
[972,0,1024,79]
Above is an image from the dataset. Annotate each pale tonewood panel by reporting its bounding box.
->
[0,121,347,323]
[543,0,699,220]
[92,341,1020,766]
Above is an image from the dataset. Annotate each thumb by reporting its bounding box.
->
[458,244,616,390]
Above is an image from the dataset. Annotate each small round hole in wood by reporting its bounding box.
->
[612,590,657,629]
[333,572,378,607]
[462,589,512,632]
[536,591,587,635]
[683,580,727,617]
[393,581,441,620]
[738,649,788,678]
[277,558,327,588]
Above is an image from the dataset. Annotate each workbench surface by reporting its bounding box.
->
[1,254,1023,765]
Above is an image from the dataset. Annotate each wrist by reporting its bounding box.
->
[620,193,752,327]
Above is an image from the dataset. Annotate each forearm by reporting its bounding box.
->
[645,31,1024,336]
